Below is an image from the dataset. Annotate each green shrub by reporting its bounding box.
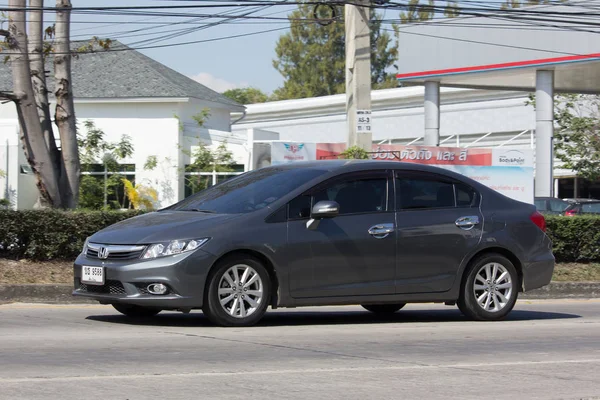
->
[0,210,143,261]
[546,215,600,263]
[0,211,598,263]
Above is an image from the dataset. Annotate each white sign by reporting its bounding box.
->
[356,110,372,134]
[491,148,534,167]
[271,142,317,165]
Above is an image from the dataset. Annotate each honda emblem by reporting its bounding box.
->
[98,246,109,259]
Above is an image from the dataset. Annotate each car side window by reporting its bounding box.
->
[549,199,569,212]
[582,203,600,213]
[534,199,547,211]
[456,183,479,208]
[396,177,455,210]
[312,177,387,215]
[288,195,312,220]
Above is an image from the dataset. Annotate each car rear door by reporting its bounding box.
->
[394,170,483,294]
[286,170,397,298]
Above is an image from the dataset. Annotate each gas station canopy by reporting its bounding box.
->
[395,1,600,94]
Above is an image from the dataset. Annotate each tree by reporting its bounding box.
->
[78,120,134,209]
[552,95,600,181]
[0,0,80,209]
[339,145,369,159]
[184,141,235,195]
[223,87,269,104]
[272,2,398,100]
[501,0,554,9]
[122,178,158,211]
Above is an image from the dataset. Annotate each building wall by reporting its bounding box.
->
[0,98,241,209]
[0,122,19,209]
[232,87,535,144]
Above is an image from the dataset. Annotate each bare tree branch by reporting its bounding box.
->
[0,91,18,101]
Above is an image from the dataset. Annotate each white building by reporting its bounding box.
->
[0,41,248,209]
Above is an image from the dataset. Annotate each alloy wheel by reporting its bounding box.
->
[473,262,513,313]
[217,264,264,318]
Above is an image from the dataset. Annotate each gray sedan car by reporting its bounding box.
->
[73,160,554,326]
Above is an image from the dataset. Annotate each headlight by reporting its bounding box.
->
[141,238,209,259]
[82,237,90,254]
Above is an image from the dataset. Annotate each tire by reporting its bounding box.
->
[203,255,271,327]
[361,303,406,314]
[457,253,519,321]
[112,304,161,318]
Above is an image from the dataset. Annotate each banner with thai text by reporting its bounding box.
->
[271,142,534,203]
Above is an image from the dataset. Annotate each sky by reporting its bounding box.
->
[0,1,298,94]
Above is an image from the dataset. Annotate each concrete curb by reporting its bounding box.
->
[1,282,599,304]
[521,282,600,299]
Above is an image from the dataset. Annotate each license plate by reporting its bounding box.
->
[82,266,104,285]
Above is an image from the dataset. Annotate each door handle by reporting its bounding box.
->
[455,216,480,230]
[368,223,394,239]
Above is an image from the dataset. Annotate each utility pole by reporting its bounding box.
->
[345,0,372,151]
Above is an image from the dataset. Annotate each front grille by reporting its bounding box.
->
[86,247,145,260]
[78,279,127,295]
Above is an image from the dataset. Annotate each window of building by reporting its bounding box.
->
[80,163,136,209]
[184,164,245,198]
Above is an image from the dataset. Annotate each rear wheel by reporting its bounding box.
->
[458,253,519,321]
[203,255,271,327]
[361,303,406,314]
[112,304,161,318]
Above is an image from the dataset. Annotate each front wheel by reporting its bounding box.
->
[112,304,161,318]
[203,255,271,327]
[458,254,519,321]
[361,303,406,314]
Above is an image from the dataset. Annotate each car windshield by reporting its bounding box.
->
[170,167,328,214]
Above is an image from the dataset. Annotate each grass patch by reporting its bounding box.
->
[1,259,599,285]
[0,259,72,284]
[552,263,600,282]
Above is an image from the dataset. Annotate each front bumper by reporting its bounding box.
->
[72,249,218,309]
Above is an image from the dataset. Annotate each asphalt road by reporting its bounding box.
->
[1,300,599,400]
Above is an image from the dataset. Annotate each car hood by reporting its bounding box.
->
[89,211,239,245]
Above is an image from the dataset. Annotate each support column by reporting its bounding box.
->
[345,1,371,151]
[535,70,554,197]
[424,81,440,146]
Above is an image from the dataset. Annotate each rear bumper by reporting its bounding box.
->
[522,253,555,292]
[72,249,217,309]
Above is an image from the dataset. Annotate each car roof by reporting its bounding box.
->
[263,159,465,174]
[260,160,496,192]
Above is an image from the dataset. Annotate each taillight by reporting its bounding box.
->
[564,209,577,217]
[530,211,546,232]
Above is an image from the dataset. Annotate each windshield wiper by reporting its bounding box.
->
[184,208,217,213]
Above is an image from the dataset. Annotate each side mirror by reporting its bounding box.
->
[312,200,340,219]
[306,201,339,230]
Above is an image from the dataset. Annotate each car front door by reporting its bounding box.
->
[287,170,396,298]
[394,171,483,294]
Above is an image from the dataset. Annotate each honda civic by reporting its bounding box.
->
[73,160,554,326]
